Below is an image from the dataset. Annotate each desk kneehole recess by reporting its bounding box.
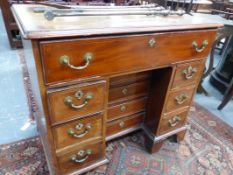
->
[11,4,221,174]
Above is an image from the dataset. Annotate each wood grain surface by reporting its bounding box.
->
[47,80,106,125]
[57,140,105,174]
[171,60,205,89]
[157,110,188,135]
[164,85,196,113]
[53,114,103,150]
[107,97,147,122]
[106,112,144,137]
[40,30,215,85]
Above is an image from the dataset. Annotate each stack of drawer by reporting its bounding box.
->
[47,81,107,174]
[156,60,204,136]
[106,72,151,138]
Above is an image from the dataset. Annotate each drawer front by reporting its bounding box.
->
[53,114,103,150]
[57,141,104,174]
[106,113,144,136]
[40,31,216,85]
[164,86,196,112]
[110,71,151,88]
[109,80,150,103]
[172,60,205,89]
[107,97,147,122]
[47,81,106,125]
[157,110,188,135]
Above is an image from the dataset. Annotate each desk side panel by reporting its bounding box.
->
[22,39,59,174]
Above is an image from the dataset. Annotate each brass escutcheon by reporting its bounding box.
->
[149,38,156,47]
[75,90,84,99]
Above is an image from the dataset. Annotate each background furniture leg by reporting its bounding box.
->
[218,79,233,110]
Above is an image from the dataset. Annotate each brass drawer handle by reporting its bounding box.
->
[192,40,208,53]
[64,92,93,109]
[122,88,128,95]
[119,121,125,128]
[175,93,189,105]
[59,52,92,70]
[168,116,181,127]
[67,123,92,138]
[182,65,197,80]
[120,105,126,112]
[149,38,156,47]
[70,149,92,163]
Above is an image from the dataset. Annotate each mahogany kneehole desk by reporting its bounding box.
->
[12,4,222,175]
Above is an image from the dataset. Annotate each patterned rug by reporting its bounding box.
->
[18,49,37,121]
[0,103,232,175]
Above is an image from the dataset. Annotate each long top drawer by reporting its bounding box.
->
[40,30,216,85]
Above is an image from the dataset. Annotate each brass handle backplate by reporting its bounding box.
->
[175,93,189,105]
[182,65,197,80]
[60,52,92,70]
[70,149,92,163]
[67,123,92,138]
[64,91,93,109]
[168,116,181,127]
[192,40,208,53]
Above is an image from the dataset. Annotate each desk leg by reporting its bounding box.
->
[176,129,186,142]
[143,125,187,153]
[218,79,233,110]
[144,132,164,153]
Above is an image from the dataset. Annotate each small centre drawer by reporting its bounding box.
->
[53,114,103,150]
[110,71,151,88]
[57,141,105,175]
[47,80,106,125]
[109,80,150,103]
[107,97,147,122]
[164,85,196,112]
[106,112,144,137]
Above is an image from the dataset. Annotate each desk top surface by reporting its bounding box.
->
[12,4,223,39]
